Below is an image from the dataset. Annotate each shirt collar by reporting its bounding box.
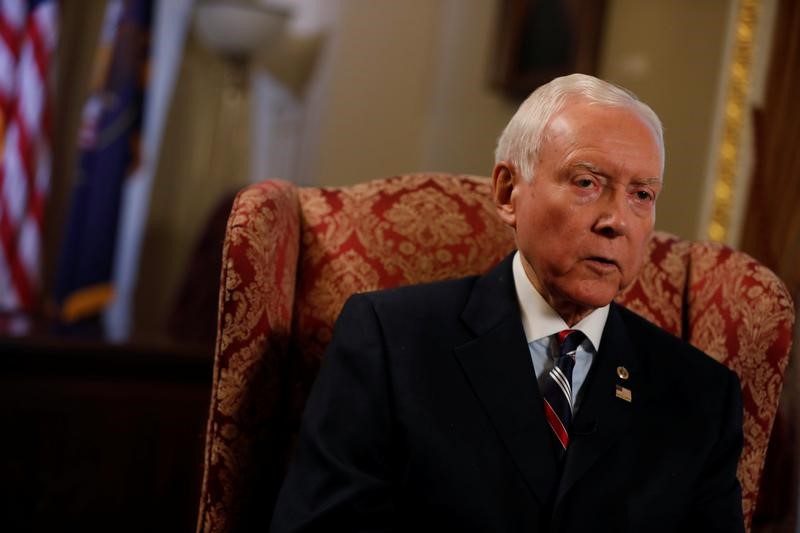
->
[512,251,609,351]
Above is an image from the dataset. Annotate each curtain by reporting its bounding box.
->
[740,0,800,294]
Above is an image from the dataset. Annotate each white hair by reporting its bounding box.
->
[494,73,664,181]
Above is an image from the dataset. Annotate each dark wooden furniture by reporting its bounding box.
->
[0,336,212,532]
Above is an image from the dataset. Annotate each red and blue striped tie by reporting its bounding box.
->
[542,329,584,459]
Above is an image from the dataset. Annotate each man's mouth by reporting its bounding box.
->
[585,256,619,270]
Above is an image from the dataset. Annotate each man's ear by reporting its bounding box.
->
[492,161,517,228]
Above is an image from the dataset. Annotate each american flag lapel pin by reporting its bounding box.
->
[615,384,632,402]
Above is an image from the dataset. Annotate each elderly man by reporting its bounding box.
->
[271,74,744,532]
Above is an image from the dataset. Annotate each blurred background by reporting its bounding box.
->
[1,0,798,530]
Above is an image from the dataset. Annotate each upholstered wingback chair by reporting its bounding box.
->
[196,173,794,533]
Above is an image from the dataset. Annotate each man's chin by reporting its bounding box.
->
[560,281,621,312]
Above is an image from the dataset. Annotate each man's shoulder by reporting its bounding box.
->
[332,274,486,346]
[355,273,481,313]
[613,303,736,384]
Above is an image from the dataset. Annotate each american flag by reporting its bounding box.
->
[0,0,58,320]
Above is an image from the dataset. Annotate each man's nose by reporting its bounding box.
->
[593,190,629,238]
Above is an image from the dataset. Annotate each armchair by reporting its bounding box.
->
[196,173,793,532]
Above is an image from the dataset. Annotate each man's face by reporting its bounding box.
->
[493,98,663,324]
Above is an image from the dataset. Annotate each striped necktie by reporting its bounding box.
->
[541,329,584,459]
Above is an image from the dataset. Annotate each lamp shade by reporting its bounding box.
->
[194,0,290,59]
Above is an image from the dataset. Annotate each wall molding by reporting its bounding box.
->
[706,0,761,243]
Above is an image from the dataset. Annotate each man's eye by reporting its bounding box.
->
[576,178,594,188]
[635,190,653,201]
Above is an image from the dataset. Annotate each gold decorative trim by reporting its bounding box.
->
[707,0,760,242]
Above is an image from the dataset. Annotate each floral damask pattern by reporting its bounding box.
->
[197,174,793,533]
[197,180,301,533]
[617,233,690,336]
[684,243,794,525]
[383,189,474,247]
[304,249,382,332]
[293,175,515,365]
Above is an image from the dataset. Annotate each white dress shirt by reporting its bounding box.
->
[512,251,610,412]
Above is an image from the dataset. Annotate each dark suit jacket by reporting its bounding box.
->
[271,255,744,532]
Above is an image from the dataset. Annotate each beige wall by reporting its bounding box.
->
[599,0,730,239]
[419,0,519,175]
[305,0,731,239]
[309,0,444,186]
[305,0,518,185]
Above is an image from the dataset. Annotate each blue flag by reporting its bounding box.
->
[53,0,152,329]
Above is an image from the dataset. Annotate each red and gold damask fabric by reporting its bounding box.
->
[294,175,515,366]
[687,242,793,524]
[197,173,793,533]
[198,180,301,532]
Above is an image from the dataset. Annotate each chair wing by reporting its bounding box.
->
[685,240,794,527]
[198,173,793,533]
[198,180,301,533]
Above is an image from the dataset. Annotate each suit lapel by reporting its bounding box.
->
[454,254,559,505]
[554,303,641,505]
